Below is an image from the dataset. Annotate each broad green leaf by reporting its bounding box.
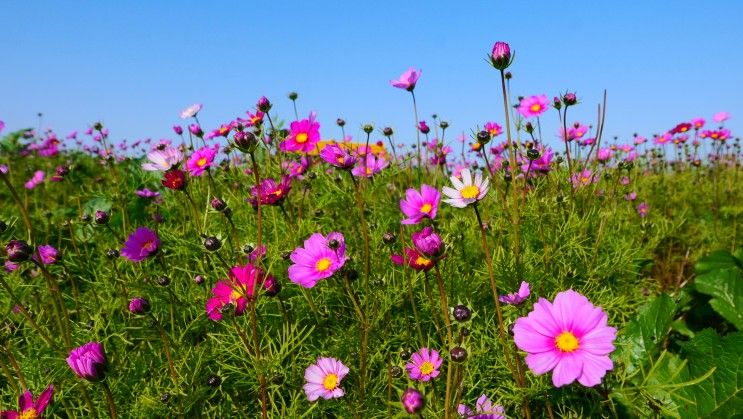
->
[695,268,743,330]
[616,294,676,376]
[677,330,743,418]
[695,250,742,274]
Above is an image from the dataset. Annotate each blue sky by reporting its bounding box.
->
[1,1,741,150]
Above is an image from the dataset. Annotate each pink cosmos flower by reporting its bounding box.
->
[517,95,549,118]
[406,347,442,382]
[351,154,388,178]
[499,281,530,305]
[390,68,422,91]
[0,120,4,133]
[4,260,19,272]
[0,385,54,419]
[142,146,183,172]
[283,156,309,178]
[281,113,321,154]
[485,121,503,138]
[135,188,160,199]
[624,192,637,201]
[692,117,705,129]
[637,202,649,218]
[32,244,59,265]
[180,103,202,119]
[442,169,489,208]
[391,247,435,272]
[24,171,45,190]
[288,232,347,288]
[303,357,349,401]
[206,264,271,321]
[513,289,617,387]
[319,143,356,169]
[633,136,647,145]
[400,184,440,225]
[654,133,672,145]
[457,394,506,419]
[248,176,292,207]
[66,342,108,382]
[570,169,597,189]
[597,148,613,162]
[713,111,729,123]
[187,144,219,177]
[121,227,159,262]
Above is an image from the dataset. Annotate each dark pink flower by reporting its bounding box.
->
[121,227,160,262]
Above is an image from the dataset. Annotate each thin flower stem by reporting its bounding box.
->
[434,264,453,419]
[0,356,20,394]
[5,343,27,391]
[411,91,422,181]
[349,172,370,404]
[1,175,34,242]
[102,381,118,419]
[231,315,254,356]
[499,69,522,269]
[151,314,179,385]
[0,276,61,354]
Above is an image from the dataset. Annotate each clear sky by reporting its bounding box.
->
[1,0,741,150]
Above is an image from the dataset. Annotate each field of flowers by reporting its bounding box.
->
[1,42,742,418]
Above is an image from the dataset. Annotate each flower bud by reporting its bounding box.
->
[106,249,119,259]
[477,130,490,145]
[157,275,171,287]
[193,275,204,285]
[328,239,340,250]
[489,41,512,70]
[94,210,109,225]
[401,388,425,414]
[189,123,203,137]
[525,122,534,134]
[418,121,430,134]
[383,127,393,136]
[173,125,183,135]
[390,365,403,378]
[439,121,449,129]
[233,131,258,153]
[210,198,227,212]
[203,236,222,252]
[5,240,32,262]
[287,92,298,101]
[336,118,345,127]
[526,148,540,161]
[128,297,150,315]
[363,124,374,134]
[411,227,444,258]
[382,231,396,245]
[563,92,577,106]
[450,346,468,363]
[207,374,222,387]
[453,304,471,322]
[257,96,272,112]
[553,96,562,110]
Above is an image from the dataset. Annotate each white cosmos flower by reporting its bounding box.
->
[180,103,203,119]
[142,147,183,171]
[441,168,489,208]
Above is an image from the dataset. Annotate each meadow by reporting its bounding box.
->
[1,42,741,418]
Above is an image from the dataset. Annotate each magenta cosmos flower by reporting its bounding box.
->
[1,385,54,419]
[66,342,108,382]
[319,142,356,169]
[517,95,549,118]
[303,357,349,401]
[442,168,489,208]
[637,202,649,218]
[288,232,347,288]
[400,184,440,225]
[121,227,160,262]
[490,41,512,70]
[142,146,183,171]
[135,188,160,199]
[390,68,422,91]
[411,226,444,259]
[187,144,219,177]
[281,113,321,154]
[500,281,530,305]
[248,176,292,207]
[458,394,505,419]
[24,170,45,190]
[713,111,730,123]
[513,290,617,387]
[570,169,597,189]
[32,244,59,265]
[391,247,436,272]
[206,264,271,321]
[406,347,442,382]
[401,388,425,414]
[351,154,388,178]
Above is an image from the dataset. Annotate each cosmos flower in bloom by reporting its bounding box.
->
[691,117,705,129]
[0,385,54,419]
[400,184,440,225]
[457,394,506,419]
[32,244,59,265]
[390,68,422,91]
[288,232,347,288]
[442,168,489,208]
[248,176,292,207]
[180,103,202,119]
[513,290,617,387]
[135,188,160,199]
[66,342,108,382]
[187,144,219,177]
[637,202,649,218]
[485,121,503,138]
[303,357,349,402]
[351,154,388,178]
[121,227,160,262]
[142,147,183,172]
[24,170,45,190]
[206,264,271,321]
[281,113,321,154]
[570,169,597,189]
[517,95,549,118]
[406,347,442,382]
[319,143,356,169]
[499,281,530,305]
[713,112,729,123]
[391,247,435,272]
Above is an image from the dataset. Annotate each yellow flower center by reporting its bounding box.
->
[555,331,580,352]
[230,288,243,302]
[197,157,208,167]
[415,256,431,266]
[322,373,338,390]
[460,185,480,199]
[20,409,39,419]
[296,132,308,143]
[315,257,332,272]
[336,156,346,164]
[472,143,481,151]
[420,203,432,214]
[581,176,590,184]
[529,103,542,113]
[419,361,435,375]
[143,241,156,251]
[366,167,373,175]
